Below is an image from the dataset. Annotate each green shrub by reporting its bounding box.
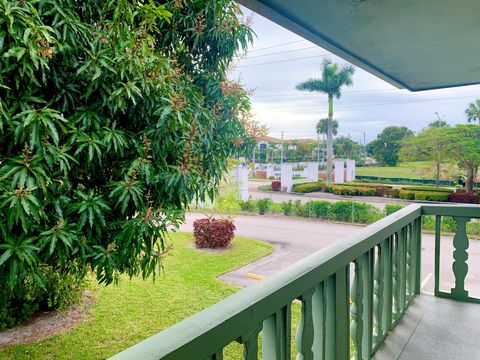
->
[328,185,377,196]
[399,190,449,201]
[257,198,272,214]
[403,186,453,193]
[292,181,325,193]
[386,188,401,198]
[282,200,294,216]
[399,190,416,200]
[239,199,256,212]
[309,201,332,218]
[342,182,393,189]
[385,204,404,215]
[423,215,458,233]
[329,201,381,223]
[1,267,85,330]
[293,200,308,217]
[0,0,253,327]
[414,191,449,202]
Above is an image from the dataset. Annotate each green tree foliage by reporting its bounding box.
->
[428,119,448,128]
[316,118,338,137]
[333,136,361,160]
[367,126,413,166]
[465,99,480,124]
[0,0,252,325]
[399,126,451,186]
[296,59,354,184]
[443,125,480,193]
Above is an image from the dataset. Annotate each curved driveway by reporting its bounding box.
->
[179,213,480,296]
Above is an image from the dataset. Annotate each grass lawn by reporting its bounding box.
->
[356,161,456,180]
[0,233,273,360]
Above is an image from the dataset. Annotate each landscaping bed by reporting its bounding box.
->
[287,180,478,204]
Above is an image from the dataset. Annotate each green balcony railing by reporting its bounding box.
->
[111,204,480,360]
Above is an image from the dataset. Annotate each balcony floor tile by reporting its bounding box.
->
[373,294,480,360]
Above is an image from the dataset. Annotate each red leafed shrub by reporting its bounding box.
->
[193,218,236,248]
[255,170,267,179]
[271,180,281,191]
[448,192,480,204]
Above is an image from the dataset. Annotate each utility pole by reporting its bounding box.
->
[280,131,284,164]
[363,131,366,166]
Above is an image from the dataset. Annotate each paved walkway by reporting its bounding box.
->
[180,213,480,297]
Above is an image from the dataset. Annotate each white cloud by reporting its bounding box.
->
[231,7,480,143]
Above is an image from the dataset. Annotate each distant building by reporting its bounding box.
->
[257,136,321,151]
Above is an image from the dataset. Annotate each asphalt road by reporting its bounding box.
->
[180,213,480,297]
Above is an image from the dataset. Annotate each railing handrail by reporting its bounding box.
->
[111,204,423,360]
[422,203,480,217]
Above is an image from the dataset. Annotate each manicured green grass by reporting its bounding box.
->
[356,161,455,180]
[0,233,273,360]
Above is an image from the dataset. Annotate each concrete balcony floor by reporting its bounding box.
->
[373,294,480,360]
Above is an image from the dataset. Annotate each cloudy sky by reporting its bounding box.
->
[230,7,480,143]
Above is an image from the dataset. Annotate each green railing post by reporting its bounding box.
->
[263,304,292,360]
[295,289,315,360]
[311,283,325,359]
[451,216,471,300]
[434,215,441,296]
[414,217,422,295]
[382,236,393,332]
[335,267,350,360]
[350,260,363,360]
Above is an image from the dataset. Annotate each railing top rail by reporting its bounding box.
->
[422,203,480,217]
[111,204,422,360]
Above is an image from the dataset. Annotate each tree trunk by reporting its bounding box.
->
[326,94,334,185]
[435,160,440,187]
[466,162,474,193]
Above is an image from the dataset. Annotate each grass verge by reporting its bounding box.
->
[0,233,273,360]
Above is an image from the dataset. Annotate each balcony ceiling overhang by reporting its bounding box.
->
[239,0,480,91]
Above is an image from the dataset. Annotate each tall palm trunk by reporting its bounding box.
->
[466,161,475,193]
[326,94,334,184]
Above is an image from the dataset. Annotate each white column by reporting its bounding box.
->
[234,165,249,201]
[307,162,319,182]
[345,160,356,182]
[281,163,293,192]
[334,160,345,183]
[266,164,275,178]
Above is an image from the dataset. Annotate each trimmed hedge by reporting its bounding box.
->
[327,185,377,196]
[193,218,236,248]
[403,186,453,193]
[342,182,393,189]
[292,181,325,193]
[400,190,449,202]
[448,192,480,204]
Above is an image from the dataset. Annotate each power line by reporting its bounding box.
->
[235,45,319,59]
[253,88,400,98]
[245,39,307,53]
[237,54,330,68]
[293,94,480,111]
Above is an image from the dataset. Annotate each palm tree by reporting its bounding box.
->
[297,59,354,184]
[316,118,338,162]
[465,99,480,124]
[267,142,277,162]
